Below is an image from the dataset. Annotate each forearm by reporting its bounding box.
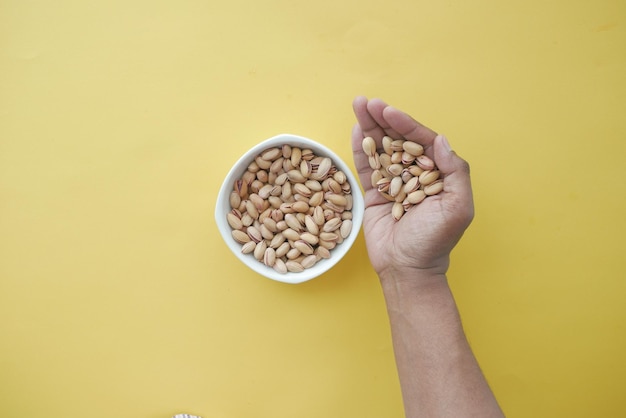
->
[380,273,504,418]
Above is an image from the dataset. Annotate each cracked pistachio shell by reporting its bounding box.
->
[316,158,332,179]
[415,155,436,171]
[419,170,440,186]
[246,226,262,243]
[263,247,276,267]
[368,153,381,170]
[333,171,346,184]
[294,240,314,255]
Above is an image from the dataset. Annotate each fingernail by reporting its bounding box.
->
[439,134,452,153]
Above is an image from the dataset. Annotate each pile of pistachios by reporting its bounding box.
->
[361,136,443,221]
[227,145,353,274]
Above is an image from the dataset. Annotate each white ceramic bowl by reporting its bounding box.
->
[215,133,364,284]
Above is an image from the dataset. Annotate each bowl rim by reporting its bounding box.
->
[215,133,364,284]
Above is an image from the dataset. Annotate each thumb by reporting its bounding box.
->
[433,134,474,211]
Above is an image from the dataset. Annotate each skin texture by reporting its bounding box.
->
[351,96,505,418]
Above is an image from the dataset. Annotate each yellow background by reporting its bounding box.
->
[1,0,625,417]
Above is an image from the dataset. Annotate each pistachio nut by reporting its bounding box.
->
[368,153,381,170]
[339,219,352,239]
[227,212,243,230]
[361,136,377,157]
[418,169,440,186]
[273,258,288,274]
[389,176,403,197]
[241,241,256,254]
[301,255,318,269]
[403,176,420,194]
[285,260,305,273]
[253,240,267,260]
[382,136,393,155]
[392,202,404,221]
[333,171,347,184]
[232,229,251,244]
[402,141,424,157]
[424,180,444,196]
[415,155,435,171]
[263,247,277,267]
[323,217,342,232]
[261,147,281,161]
[406,190,427,205]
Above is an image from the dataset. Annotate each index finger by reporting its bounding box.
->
[381,104,438,149]
[353,96,387,144]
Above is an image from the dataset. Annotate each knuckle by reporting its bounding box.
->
[457,157,471,175]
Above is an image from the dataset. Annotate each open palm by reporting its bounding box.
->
[351,97,474,279]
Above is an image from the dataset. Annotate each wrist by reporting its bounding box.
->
[377,254,451,285]
[378,267,451,301]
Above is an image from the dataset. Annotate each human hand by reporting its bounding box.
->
[351,97,474,281]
